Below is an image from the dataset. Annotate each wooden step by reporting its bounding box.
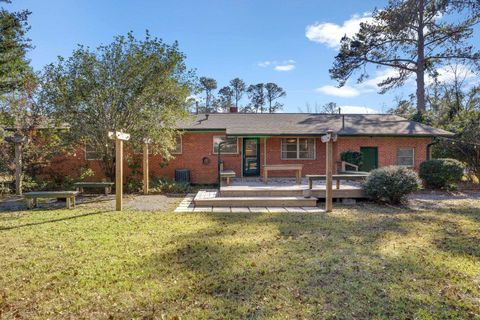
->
[220,189,303,197]
[220,187,366,198]
[194,190,318,207]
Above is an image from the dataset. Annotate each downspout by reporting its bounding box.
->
[426,138,438,160]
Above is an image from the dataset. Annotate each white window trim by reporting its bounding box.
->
[213,136,239,154]
[84,142,102,161]
[172,135,183,154]
[281,137,316,160]
[396,147,415,167]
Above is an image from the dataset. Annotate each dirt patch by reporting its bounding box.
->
[0,193,184,212]
[408,190,480,210]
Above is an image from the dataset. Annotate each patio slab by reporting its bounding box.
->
[174,194,325,214]
[230,207,251,213]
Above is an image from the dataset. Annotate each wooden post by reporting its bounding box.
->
[109,131,130,211]
[142,138,151,195]
[322,130,337,212]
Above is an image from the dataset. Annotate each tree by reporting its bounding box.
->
[229,78,246,109]
[246,83,266,113]
[42,32,195,179]
[0,0,32,95]
[321,102,340,114]
[387,96,417,119]
[217,86,234,112]
[430,82,480,179]
[330,0,480,114]
[199,77,217,112]
[264,82,286,113]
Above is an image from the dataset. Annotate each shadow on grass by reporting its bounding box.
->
[127,210,479,319]
[0,209,109,231]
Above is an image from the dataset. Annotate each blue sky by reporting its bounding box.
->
[8,0,478,113]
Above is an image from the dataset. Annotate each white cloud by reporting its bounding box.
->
[306,13,372,49]
[258,59,296,72]
[274,64,295,71]
[338,105,377,114]
[426,64,477,85]
[258,61,272,68]
[316,85,360,97]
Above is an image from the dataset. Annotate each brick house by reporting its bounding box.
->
[59,112,452,185]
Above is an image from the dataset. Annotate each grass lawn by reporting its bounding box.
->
[1,199,480,319]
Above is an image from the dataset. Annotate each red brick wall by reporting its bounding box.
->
[148,132,242,184]
[335,136,432,171]
[48,134,433,184]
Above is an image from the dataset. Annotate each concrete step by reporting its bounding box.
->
[194,190,318,207]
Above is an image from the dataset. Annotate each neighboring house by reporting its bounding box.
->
[52,111,452,184]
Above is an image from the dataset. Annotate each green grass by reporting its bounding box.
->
[1,200,480,319]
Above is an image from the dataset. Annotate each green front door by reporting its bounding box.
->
[360,147,378,172]
[243,138,260,176]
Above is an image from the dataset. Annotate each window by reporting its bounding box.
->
[281,138,315,160]
[85,142,101,160]
[213,136,238,154]
[172,136,182,154]
[397,147,414,167]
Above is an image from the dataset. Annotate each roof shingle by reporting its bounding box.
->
[176,113,453,137]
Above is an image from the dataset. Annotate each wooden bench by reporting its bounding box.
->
[219,162,236,186]
[74,182,114,195]
[220,169,236,185]
[263,164,303,184]
[306,174,369,189]
[24,191,79,209]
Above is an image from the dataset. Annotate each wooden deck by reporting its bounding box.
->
[220,177,366,199]
[193,177,367,209]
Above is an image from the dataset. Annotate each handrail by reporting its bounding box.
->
[340,161,359,172]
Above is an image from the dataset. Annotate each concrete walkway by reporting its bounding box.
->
[174,193,325,213]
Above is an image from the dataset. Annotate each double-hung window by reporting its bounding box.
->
[397,147,414,167]
[213,136,238,154]
[281,138,315,160]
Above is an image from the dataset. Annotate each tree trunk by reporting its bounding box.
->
[14,143,22,195]
[416,0,426,114]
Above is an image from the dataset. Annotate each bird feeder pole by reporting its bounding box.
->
[321,130,337,212]
[108,131,130,211]
[143,138,152,195]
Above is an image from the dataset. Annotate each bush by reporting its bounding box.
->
[364,166,421,204]
[150,177,191,194]
[0,182,12,196]
[419,158,465,190]
[340,150,363,168]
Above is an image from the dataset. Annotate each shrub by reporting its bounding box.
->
[0,182,12,196]
[364,166,421,204]
[340,150,363,168]
[419,158,465,189]
[150,177,191,194]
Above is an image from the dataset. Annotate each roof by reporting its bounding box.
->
[176,113,454,137]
